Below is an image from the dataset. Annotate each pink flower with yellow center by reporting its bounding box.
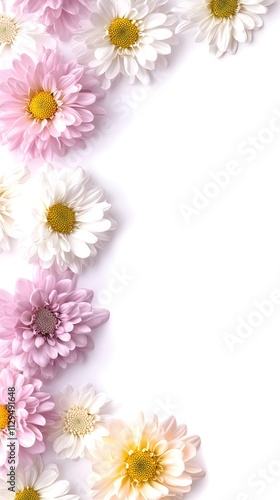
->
[0,48,104,162]
[0,368,57,469]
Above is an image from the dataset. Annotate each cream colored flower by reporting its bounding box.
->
[88,413,205,499]
[48,383,110,460]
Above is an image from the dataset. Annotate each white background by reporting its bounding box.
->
[1,3,280,500]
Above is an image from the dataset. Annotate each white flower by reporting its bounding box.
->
[173,0,275,57]
[48,383,111,460]
[19,165,116,274]
[0,455,79,500]
[0,164,29,252]
[0,0,56,67]
[74,0,177,88]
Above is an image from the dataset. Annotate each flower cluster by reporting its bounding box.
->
[0,0,274,163]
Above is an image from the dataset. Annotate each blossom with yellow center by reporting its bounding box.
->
[73,0,176,89]
[88,413,205,500]
[0,368,56,469]
[174,0,274,57]
[0,48,104,162]
[0,456,79,500]
[20,166,115,274]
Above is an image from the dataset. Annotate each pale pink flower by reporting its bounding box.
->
[0,267,109,380]
[88,413,205,500]
[0,49,104,163]
[0,368,57,469]
[14,0,92,41]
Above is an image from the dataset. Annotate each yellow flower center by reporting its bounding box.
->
[108,18,139,49]
[0,405,9,430]
[210,0,239,17]
[46,204,75,234]
[0,16,17,45]
[28,91,58,120]
[126,450,157,482]
[15,488,40,500]
[64,406,95,436]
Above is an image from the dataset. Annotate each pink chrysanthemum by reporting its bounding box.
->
[0,267,109,380]
[0,290,14,367]
[0,368,57,469]
[14,0,91,41]
[88,413,205,500]
[0,49,104,163]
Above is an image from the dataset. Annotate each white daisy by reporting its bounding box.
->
[0,0,56,67]
[48,383,111,460]
[173,0,275,56]
[74,0,177,89]
[0,455,79,500]
[0,164,29,252]
[19,165,116,274]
